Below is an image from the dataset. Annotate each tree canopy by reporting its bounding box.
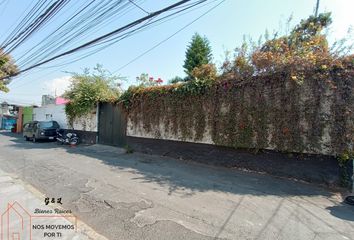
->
[222,12,353,82]
[64,64,122,123]
[183,33,213,78]
[0,50,18,92]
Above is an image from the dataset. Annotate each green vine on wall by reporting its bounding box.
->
[119,60,353,156]
[118,13,353,155]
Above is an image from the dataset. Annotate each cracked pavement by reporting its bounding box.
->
[0,132,353,240]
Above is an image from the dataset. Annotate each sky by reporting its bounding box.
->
[0,0,353,106]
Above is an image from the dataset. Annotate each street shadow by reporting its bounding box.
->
[4,132,353,237]
[5,131,339,199]
[70,147,336,199]
[2,132,59,150]
[327,203,354,222]
[64,146,354,237]
[213,196,245,239]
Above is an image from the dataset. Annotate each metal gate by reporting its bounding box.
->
[98,102,127,147]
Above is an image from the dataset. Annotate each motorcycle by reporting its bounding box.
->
[56,129,79,145]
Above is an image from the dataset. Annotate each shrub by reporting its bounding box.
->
[64,64,122,124]
[0,50,18,92]
[221,12,353,83]
[191,63,217,81]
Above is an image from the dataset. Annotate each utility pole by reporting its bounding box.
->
[314,0,320,17]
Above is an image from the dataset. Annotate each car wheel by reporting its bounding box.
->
[24,136,29,141]
[32,136,36,143]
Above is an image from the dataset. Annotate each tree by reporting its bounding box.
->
[221,12,345,82]
[0,49,18,92]
[64,64,122,124]
[251,12,333,77]
[183,33,212,78]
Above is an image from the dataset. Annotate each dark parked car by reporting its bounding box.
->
[23,121,60,142]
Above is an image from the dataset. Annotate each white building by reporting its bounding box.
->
[33,104,68,129]
[32,95,98,143]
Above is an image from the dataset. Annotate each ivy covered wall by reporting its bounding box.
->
[126,68,353,156]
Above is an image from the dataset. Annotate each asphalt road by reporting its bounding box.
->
[0,132,353,240]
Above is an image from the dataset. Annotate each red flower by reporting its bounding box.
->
[156,78,163,83]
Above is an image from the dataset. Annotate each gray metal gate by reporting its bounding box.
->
[98,102,126,147]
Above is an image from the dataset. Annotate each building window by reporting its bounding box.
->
[45,114,53,120]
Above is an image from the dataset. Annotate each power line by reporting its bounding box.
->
[8,0,196,70]
[27,2,207,71]
[113,0,225,73]
[2,0,71,53]
[15,0,132,68]
[11,0,218,91]
[14,0,221,82]
[1,0,46,48]
[128,0,149,15]
[3,0,132,65]
[12,0,205,72]
[1,0,207,80]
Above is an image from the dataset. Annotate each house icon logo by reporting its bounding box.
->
[1,201,77,240]
[1,202,31,240]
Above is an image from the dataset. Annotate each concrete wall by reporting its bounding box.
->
[69,110,98,132]
[126,71,353,157]
[127,117,214,144]
[67,107,98,144]
[125,70,354,188]
[33,105,98,132]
